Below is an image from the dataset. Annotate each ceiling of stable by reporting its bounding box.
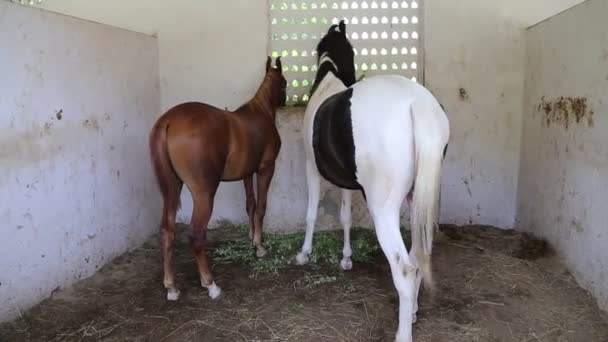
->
[27,0,588,36]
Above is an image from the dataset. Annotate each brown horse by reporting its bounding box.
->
[149,57,286,301]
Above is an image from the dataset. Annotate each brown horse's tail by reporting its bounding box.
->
[149,119,181,213]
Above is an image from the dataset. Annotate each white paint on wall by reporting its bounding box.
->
[502,0,589,28]
[33,0,586,231]
[518,0,608,310]
[34,1,270,227]
[0,2,161,321]
[424,0,526,228]
[36,0,270,110]
[423,0,586,228]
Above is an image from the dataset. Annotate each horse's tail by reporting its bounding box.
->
[149,118,181,213]
[410,98,449,292]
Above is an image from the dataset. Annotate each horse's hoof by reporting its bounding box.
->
[256,246,268,258]
[394,331,413,342]
[295,252,310,265]
[206,282,222,300]
[166,288,180,301]
[340,257,353,271]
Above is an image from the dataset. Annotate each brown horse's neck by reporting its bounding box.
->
[240,75,279,121]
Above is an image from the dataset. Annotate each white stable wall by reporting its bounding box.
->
[518,0,608,310]
[0,2,161,321]
[35,1,269,226]
[36,0,586,231]
[424,0,585,228]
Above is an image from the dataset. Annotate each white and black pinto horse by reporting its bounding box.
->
[294,21,450,342]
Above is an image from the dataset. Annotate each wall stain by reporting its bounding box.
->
[571,220,584,233]
[24,63,44,86]
[25,180,39,190]
[41,122,53,136]
[463,179,472,197]
[459,87,469,101]
[537,96,594,129]
[82,118,100,131]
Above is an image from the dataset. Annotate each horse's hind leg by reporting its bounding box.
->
[252,164,276,258]
[190,184,222,300]
[372,204,417,342]
[295,159,321,265]
[366,180,416,342]
[339,189,353,271]
[406,191,421,322]
[159,173,183,301]
[161,190,182,301]
[244,176,256,241]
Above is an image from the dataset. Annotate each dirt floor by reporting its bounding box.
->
[1,224,607,342]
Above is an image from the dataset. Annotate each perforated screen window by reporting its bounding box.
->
[269,0,424,105]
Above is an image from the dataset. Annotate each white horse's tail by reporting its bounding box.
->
[410,99,448,292]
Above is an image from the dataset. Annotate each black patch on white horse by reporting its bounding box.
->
[312,88,362,191]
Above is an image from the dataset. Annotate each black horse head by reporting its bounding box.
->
[310,20,356,95]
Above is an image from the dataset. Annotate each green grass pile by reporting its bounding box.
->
[212,225,379,279]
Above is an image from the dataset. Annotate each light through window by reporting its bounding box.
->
[270,0,423,105]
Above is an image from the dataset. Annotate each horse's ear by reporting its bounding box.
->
[275,56,282,72]
[327,24,338,34]
[266,56,272,72]
[339,20,346,34]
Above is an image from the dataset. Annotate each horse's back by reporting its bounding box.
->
[349,74,449,151]
[158,101,281,181]
[348,75,448,196]
[348,75,418,157]
[155,102,231,181]
[309,75,421,191]
[350,75,439,115]
[306,73,448,195]
[160,102,227,125]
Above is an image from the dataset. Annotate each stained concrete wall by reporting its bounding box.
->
[0,2,161,321]
[517,0,608,310]
[35,0,587,231]
[424,0,586,228]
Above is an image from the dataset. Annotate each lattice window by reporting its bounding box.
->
[8,0,44,6]
[269,0,424,105]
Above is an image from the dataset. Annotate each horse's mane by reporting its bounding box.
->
[309,22,356,97]
[238,69,282,119]
[309,59,339,96]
